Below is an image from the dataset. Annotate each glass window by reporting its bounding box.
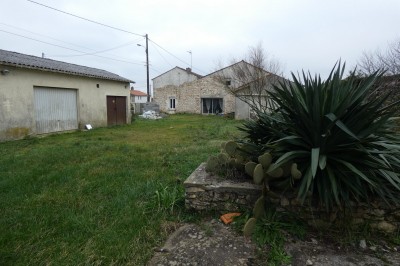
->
[202,98,223,114]
[169,98,176,109]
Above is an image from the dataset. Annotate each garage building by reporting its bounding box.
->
[0,49,134,141]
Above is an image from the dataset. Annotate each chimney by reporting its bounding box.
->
[186,67,191,73]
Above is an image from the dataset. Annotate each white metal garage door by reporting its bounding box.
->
[34,87,78,134]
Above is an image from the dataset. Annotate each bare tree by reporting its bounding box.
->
[358,39,400,76]
[215,43,285,114]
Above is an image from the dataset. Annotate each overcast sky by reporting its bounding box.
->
[1,0,399,93]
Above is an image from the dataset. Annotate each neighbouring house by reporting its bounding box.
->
[0,49,134,141]
[153,61,285,119]
[130,89,147,104]
[152,66,202,89]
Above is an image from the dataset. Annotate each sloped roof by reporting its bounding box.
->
[0,49,134,83]
[203,60,267,79]
[152,66,203,80]
[130,89,147,96]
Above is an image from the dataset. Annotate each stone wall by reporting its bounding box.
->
[185,163,400,234]
[184,163,261,211]
[154,76,235,114]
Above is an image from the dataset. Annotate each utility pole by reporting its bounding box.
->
[145,34,150,102]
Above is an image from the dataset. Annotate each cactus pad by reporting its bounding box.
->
[217,152,229,165]
[205,156,219,172]
[245,162,257,177]
[266,164,284,179]
[253,164,265,184]
[243,217,257,237]
[258,153,272,168]
[291,163,302,179]
[253,196,266,219]
[224,141,238,156]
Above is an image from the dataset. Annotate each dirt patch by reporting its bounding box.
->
[148,218,400,266]
[284,236,400,266]
[148,219,256,265]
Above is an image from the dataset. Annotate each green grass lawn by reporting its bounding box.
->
[0,114,243,265]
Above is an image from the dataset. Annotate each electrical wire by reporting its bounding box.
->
[0,22,92,51]
[149,38,206,75]
[27,0,144,37]
[0,22,144,62]
[50,40,139,57]
[149,42,174,68]
[26,0,207,75]
[0,29,144,65]
[148,38,190,67]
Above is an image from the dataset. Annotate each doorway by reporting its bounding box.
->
[107,96,126,126]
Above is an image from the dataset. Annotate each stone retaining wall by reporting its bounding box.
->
[184,163,261,211]
[184,163,400,234]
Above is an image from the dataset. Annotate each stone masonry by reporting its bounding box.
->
[184,163,262,211]
[154,76,235,114]
[185,163,400,234]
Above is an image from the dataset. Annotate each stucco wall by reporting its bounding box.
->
[235,97,250,120]
[130,95,147,104]
[154,76,235,114]
[153,67,200,89]
[0,65,130,141]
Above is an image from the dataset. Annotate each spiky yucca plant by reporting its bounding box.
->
[240,63,400,209]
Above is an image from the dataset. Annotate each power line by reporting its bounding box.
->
[0,22,143,62]
[50,40,140,57]
[149,38,206,75]
[149,38,190,67]
[27,0,145,37]
[0,22,92,51]
[149,42,174,68]
[26,0,207,77]
[0,29,144,65]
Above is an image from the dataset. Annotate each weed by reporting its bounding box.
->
[154,183,185,214]
[251,207,305,266]
[200,223,214,237]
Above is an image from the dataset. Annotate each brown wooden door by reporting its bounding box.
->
[107,96,126,126]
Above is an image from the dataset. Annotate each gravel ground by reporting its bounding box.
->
[148,219,400,265]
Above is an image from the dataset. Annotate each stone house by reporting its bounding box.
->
[0,49,133,141]
[153,61,282,119]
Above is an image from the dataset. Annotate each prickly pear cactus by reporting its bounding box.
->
[205,141,252,175]
[242,152,302,237]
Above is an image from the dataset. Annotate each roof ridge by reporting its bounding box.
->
[0,49,134,83]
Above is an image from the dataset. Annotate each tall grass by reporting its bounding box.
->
[0,114,242,265]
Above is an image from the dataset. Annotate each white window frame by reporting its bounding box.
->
[169,97,176,109]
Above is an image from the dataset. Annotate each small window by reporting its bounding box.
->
[225,79,231,86]
[169,98,176,109]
